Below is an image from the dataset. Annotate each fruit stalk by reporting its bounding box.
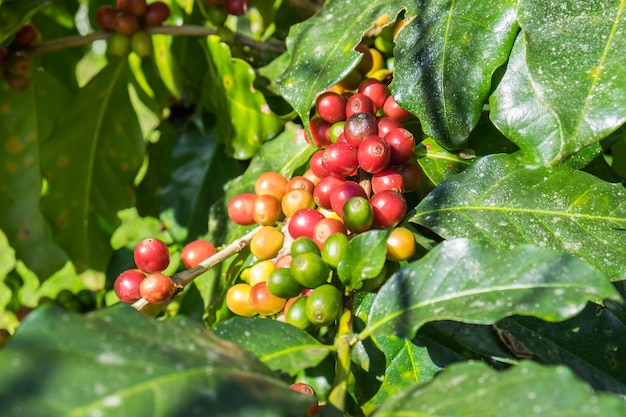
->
[131,225,263,312]
[327,301,356,412]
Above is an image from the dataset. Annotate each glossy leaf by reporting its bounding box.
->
[490,33,603,167]
[0,71,69,279]
[277,0,406,128]
[412,154,626,280]
[337,229,389,290]
[366,238,622,339]
[513,0,626,165]
[203,35,285,160]
[213,317,332,376]
[373,360,626,417]
[391,0,517,150]
[495,303,626,394]
[40,61,144,272]
[0,229,17,330]
[415,138,473,186]
[0,304,314,417]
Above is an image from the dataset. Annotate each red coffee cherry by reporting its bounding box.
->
[383,94,413,121]
[315,91,347,124]
[377,116,403,138]
[384,127,415,165]
[139,273,176,303]
[95,5,118,31]
[371,167,404,194]
[290,382,320,416]
[306,118,332,148]
[228,193,256,225]
[370,191,407,229]
[13,24,40,46]
[309,150,330,179]
[312,217,347,249]
[288,209,325,240]
[134,238,170,273]
[113,11,140,35]
[224,0,249,16]
[313,175,345,210]
[399,159,423,192]
[345,93,376,118]
[329,180,368,217]
[114,269,146,303]
[181,240,217,268]
[122,0,148,16]
[358,78,389,110]
[144,1,171,26]
[357,135,391,174]
[321,142,359,178]
[344,112,378,146]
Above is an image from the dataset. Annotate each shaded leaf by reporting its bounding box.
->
[415,138,473,186]
[277,0,406,129]
[337,229,389,291]
[512,0,626,165]
[0,304,314,417]
[391,0,517,150]
[366,238,621,339]
[373,360,626,416]
[203,35,285,160]
[0,71,69,278]
[412,154,626,280]
[40,60,144,272]
[490,33,602,167]
[495,303,626,394]
[213,317,332,376]
[0,0,48,44]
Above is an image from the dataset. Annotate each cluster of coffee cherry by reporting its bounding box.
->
[0,23,40,91]
[203,0,249,17]
[95,0,170,58]
[114,237,217,304]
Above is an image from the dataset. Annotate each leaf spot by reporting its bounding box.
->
[6,137,23,153]
[6,161,17,173]
[57,156,69,167]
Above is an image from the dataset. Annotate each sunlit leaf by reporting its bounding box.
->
[374,360,626,416]
[412,154,626,280]
[366,238,621,339]
[337,229,389,291]
[0,304,314,417]
[415,138,473,186]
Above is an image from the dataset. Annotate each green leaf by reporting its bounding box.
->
[40,60,144,272]
[213,317,332,376]
[365,238,621,339]
[203,35,285,160]
[412,154,626,281]
[337,229,389,291]
[277,0,406,128]
[152,34,183,99]
[391,0,517,150]
[490,33,602,167]
[415,138,473,186]
[495,303,626,393]
[373,360,626,417]
[0,228,17,330]
[0,304,314,417]
[511,0,626,165]
[0,0,48,44]
[0,71,69,279]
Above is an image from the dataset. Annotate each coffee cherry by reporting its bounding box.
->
[107,32,130,57]
[290,253,330,288]
[113,11,140,35]
[286,176,315,193]
[249,281,286,316]
[329,180,368,218]
[114,269,146,303]
[383,95,413,121]
[321,233,349,269]
[228,193,256,225]
[370,190,407,229]
[288,209,325,240]
[384,127,415,165]
[306,284,342,326]
[357,135,391,174]
[321,142,358,178]
[342,196,373,233]
[250,226,284,260]
[274,253,293,269]
[139,273,176,303]
[13,24,40,46]
[386,227,416,261]
[130,30,152,59]
[134,238,170,273]
[371,167,404,194]
[358,78,389,110]
[289,382,319,416]
[206,4,228,26]
[302,168,323,186]
[267,267,303,298]
[312,217,347,249]
[399,159,422,192]
[315,91,347,124]
[377,116,403,138]
[253,194,282,226]
[329,121,345,143]
[282,189,315,218]
[144,1,171,26]
[95,6,118,31]
[122,0,148,17]
[181,240,217,268]
[5,51,31,76]
[309,150,330,179]
[291,236,321,258]
[312,176,341,211]
[248,259,275,286]
[345,93,376,118]
[284,297,312,330]
[224,0,249,16]
[307,118,332,148]
[255,171,288,200]
[226,283,257,317]
[344,112,378,146]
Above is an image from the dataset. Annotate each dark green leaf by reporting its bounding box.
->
[415,138,473,186]
[0,0,48,44]
[391,0,517,150]
[373,360,626,416]
[0,304,314,417]
[277,0,406,128]
[366,238,621,339]
[495,303,626,394]
[412,154,626,280]
[203,35,285,160]
[0,71,69,278]
[40,61,144,272]
[338,229,389,290]
[213,317,332,375]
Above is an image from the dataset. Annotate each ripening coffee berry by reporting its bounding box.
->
[13,24,40,46]
[289,382,320,416]
[144,1,171,26]
[286,176,315,193]
[122,0,148,17]
[139,273,176,303]
[113,11,140,35]
[358,78,389,110]
[284,297,312,330]
[399,159,422,193]
[342,196,373,233]
[370,190,407,229]
[306,284,342,326]
[267,267,303,299]
[114,269,146,303]
[134,238,170,273]
[181,240,217,268]
[309,150,330,179]
[249,281,286,316]
[250,226,284,260]
[321,233,349,269]
[282,189,315,218]
[291,252,330,289]
[307,118,332,148]
[329,180,368,218]
[377,116,403,138]
[313,176,343,210]
[386,227,416,261]
[107,32,130,57]
[291,236,321,258]
[228,193,256,225]
[224,0,249,16]
[253,194,282,226]
[312,217,347,249]
[95,5,118,31]
[255,171,288,200]
[226,283,257,317]
[248,259,275,286]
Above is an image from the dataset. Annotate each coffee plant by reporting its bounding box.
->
[1,0,626,415]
